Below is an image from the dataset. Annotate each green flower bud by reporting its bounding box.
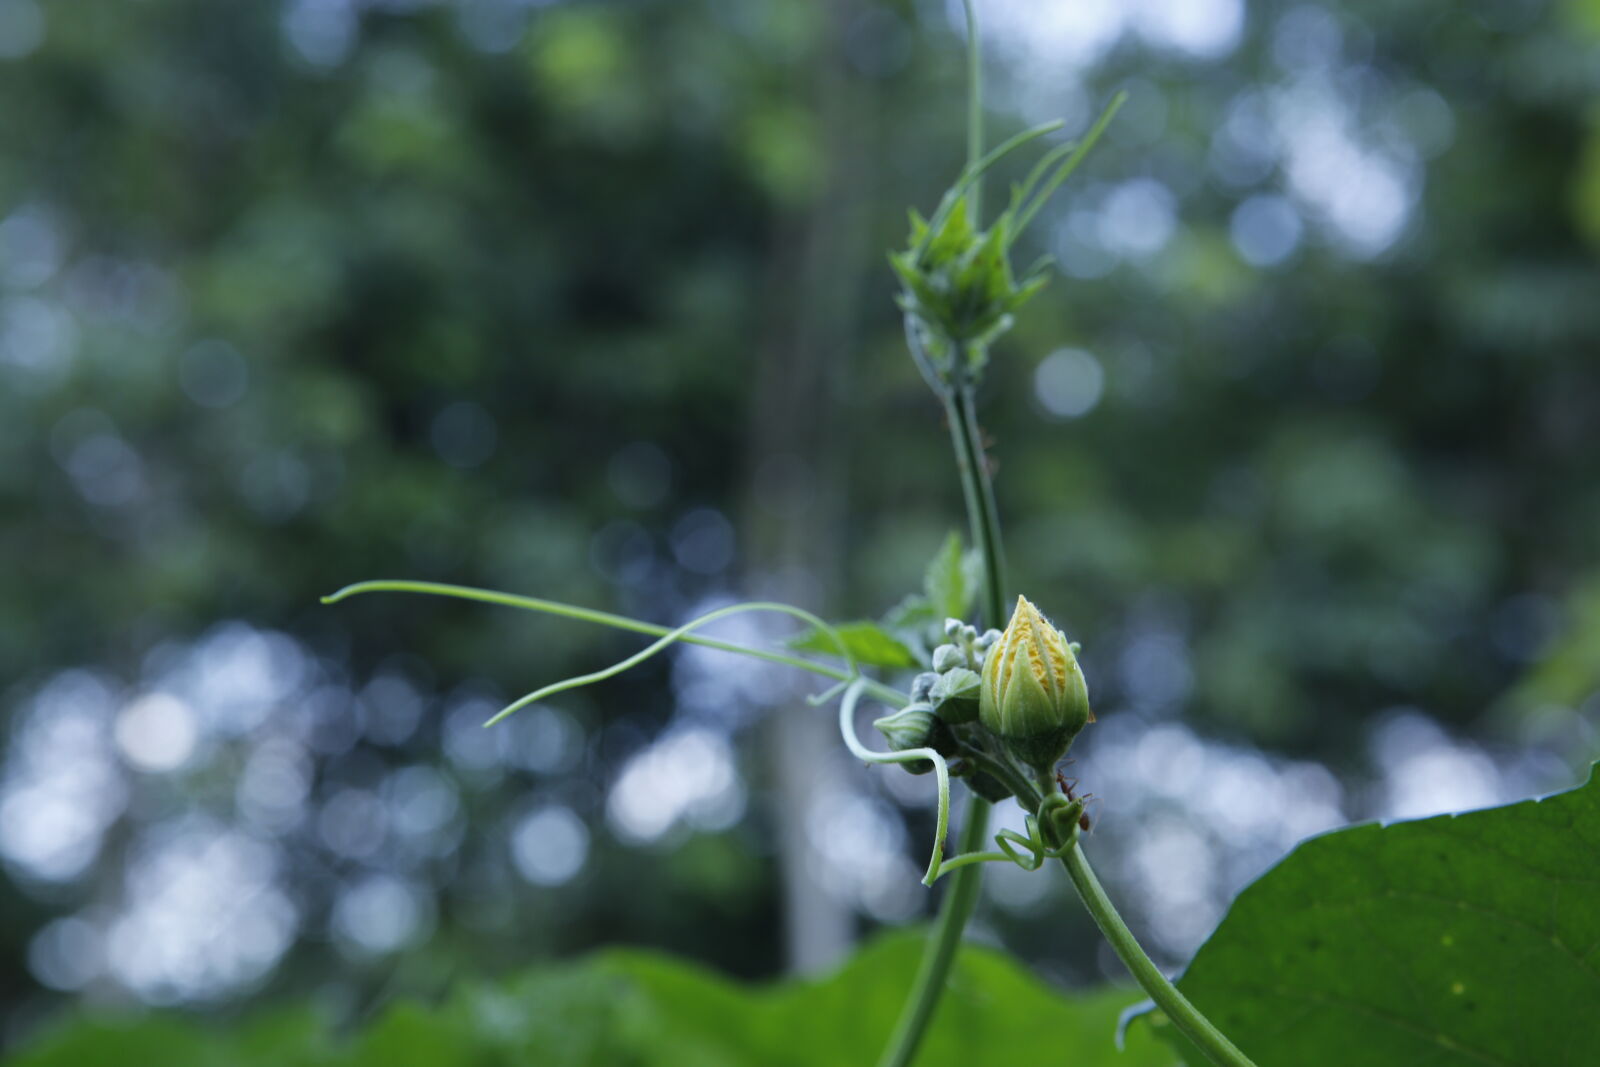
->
[931,643,967,673]
[979,595,1094,773]
[928,666,981,724]
[873,703,951,775]
[909,671,939,703]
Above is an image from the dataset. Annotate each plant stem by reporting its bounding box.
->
[1056,846,1259,1067]
[880,360,1008,1067]
[880,7,1001,1064]
[951,383,1007,626]
[889,7,1253,1063]
[962,0,983,223]
[877,797,990,1067]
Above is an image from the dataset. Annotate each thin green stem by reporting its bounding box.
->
[1057,846,1259,1067]
[879,6,1006,1064]
[876,793,990,1067]
[879,377,1006,1067]
[321,580,907,709]
[962,0,983,224]
[880,347,1011,1067]
[941,389,985,574]
[951,382,1007,627]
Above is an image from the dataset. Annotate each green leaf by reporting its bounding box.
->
[3,1010,332,1067]
[921,195,977,270]
[928,666,981,724]
[9,933,1173,1067]
[923,532,979,624]
[1,1018,219,1067]
[880,594,939,662]
[788,620,919,669]
[883,593,938,634]
[1158,764,1600,1066]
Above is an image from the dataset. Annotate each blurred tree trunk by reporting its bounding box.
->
[743,0,876,973]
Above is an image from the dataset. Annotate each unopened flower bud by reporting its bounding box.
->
[873,703,951,775]
[944,618,965,638]
[909,671,939,703]
[931,643,966,673]
[979,595,1093,773]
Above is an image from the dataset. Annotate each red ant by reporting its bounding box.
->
[1054,768,1095,833]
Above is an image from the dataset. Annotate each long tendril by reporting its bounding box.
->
[322,580,908,713]
[485,600,858,726]
[836,679,952,886]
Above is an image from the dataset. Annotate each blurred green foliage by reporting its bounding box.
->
[6,932,1168,1066]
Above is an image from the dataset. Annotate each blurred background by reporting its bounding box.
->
[3,0,1600,1046]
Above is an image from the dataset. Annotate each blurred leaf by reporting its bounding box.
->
[881,594,940,662]
[1158,764,1600,1066]
[883,594,939,635]
[3,1010,331,1067]
[788,620,920,669]
[1503,575,1600,718]
[923,531,979,624]
[2,1018,218,1067]
[9,933,1169,1067]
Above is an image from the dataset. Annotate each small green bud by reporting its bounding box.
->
[1038,792,1088,849]
[931,643,966,673]
[909,671,939,704]
[943,617,964,639]
[928,666,981,724]
[873,703,951,775]
[979,595,1094,773]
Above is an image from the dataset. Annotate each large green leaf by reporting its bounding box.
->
[9,932,1170,1067]
[1157,764,1600,1066]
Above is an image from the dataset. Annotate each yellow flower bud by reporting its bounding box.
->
[979,595,1093,772]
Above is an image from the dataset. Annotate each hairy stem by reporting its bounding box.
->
[1057,846,1259,1067]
